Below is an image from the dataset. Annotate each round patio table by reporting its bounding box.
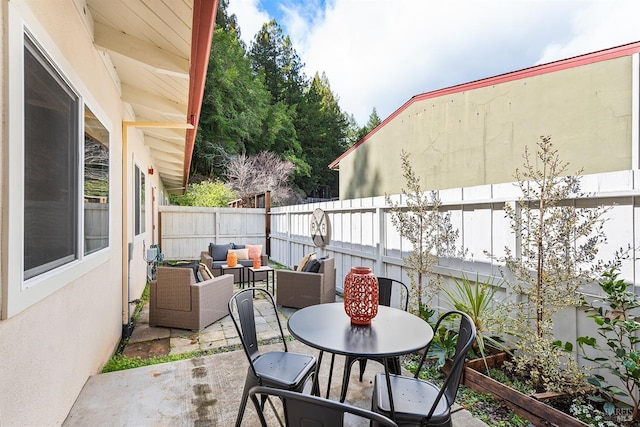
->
[288,302,433,421]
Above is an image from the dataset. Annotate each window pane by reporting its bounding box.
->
[84,107,109,255]
[134,165,146,236]
[24,36,79,279]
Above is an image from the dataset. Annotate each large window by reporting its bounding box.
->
[23,35,110,280]
[24,35,79,279]
[84,107,109,255]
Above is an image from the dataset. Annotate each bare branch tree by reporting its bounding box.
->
[225,151,297,205]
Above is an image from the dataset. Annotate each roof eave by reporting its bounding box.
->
[182,0,218,191]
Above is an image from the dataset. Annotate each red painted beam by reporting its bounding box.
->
[183,0,218,190]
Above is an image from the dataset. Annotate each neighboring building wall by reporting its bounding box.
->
[338,50,637,199]
[0,0,153,424]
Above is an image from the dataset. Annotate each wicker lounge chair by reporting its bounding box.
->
[149,266,233,330]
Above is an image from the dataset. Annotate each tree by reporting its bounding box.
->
[295,72,348,198]
[194,25,270,179]
[169,181,237,207]
[494,135,611,392]
[358,107,382,140]
[385,150,460,317]
[249,20,307,106]
[225,152,297,206]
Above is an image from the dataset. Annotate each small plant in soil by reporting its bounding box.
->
[578,268,640,424]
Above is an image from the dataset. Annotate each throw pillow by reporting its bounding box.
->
[246,244,263,260]
[296,252,316,272]
[303,258,321,273]
[199,263,214,281]
[171,260,200,280]
[233,243,246,249]
[228,248,250,260]
[210,243,233,261]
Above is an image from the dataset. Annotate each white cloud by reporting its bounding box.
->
[228,0,640,125]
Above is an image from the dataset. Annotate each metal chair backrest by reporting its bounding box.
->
[228,288,287,366]
[415,310,476,420]
[249,386,398,427]
[377,277,409,311]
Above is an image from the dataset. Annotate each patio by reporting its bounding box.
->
[63,281,487,426]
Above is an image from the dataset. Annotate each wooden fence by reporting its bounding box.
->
[158,206,267,260]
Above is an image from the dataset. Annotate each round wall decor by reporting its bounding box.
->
[310,208,331,247]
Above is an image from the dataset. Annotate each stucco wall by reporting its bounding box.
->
[0,0,151,424]
[340,56,634,199]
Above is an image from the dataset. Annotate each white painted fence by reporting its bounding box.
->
[271,170,640,289]
[269,169,640,357]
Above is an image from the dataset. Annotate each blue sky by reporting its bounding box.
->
[228,0,640,126]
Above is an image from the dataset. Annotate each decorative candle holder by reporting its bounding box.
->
[343,266,379,325]
[253,257,261,269]
[226,251,238,267]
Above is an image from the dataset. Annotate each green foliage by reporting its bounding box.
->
[427,323,459,368]
[442,274,510,370]
[569,398,619,427]
[294,72,348,198]
[385,150,462,314]
[490,135,610,393]
[194,25,270,178]
[578,269,640,420]
[192,8,373,198]
[102,351,204,373]
[169,181,237,207]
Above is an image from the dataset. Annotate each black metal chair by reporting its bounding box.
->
[339,277,409,402]
[229,288,317,427]
[370,310,476,427]
[249,385,398,427]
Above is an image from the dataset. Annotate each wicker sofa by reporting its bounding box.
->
[200,242,268,284]
[149,266,234,330]
[276,257,336,308]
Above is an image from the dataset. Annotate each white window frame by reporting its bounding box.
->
[3,2,111,319]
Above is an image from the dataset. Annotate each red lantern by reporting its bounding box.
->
[343,266,379,325]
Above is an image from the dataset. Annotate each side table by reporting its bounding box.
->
[220,264,245,287]
[247,266,275,294]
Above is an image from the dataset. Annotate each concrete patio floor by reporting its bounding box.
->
[63,281,487,426]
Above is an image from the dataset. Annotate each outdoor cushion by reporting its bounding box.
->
[233,243,246,249]
[229,248,250,260]
[210,243,233,261]
[303,259,321,273]
[296,252,316,272]
[199,263,214,280]
[246,244,263,260]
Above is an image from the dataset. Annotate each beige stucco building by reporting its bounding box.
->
[331,42,640,199]
[0,0,216,424]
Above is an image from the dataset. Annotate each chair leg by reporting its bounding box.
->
[236,370,258,427]
[358,358,368,381]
